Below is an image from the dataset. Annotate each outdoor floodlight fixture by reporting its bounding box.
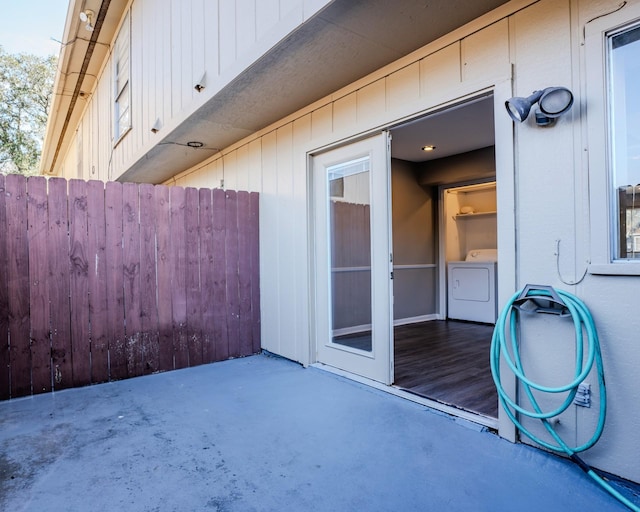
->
[505,87,574,126]
[79,10,95,32]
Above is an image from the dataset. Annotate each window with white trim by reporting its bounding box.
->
[113,12,131,143]
[609,24,640,259]
[586,4,640,273]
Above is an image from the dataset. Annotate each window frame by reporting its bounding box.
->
[113,12,131,145]
[586,2,640,275]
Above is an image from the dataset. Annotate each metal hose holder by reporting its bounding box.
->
[512,284,570,317]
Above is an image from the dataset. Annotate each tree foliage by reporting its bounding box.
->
[0,46,57,175]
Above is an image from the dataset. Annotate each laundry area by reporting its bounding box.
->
[389,95,499,419]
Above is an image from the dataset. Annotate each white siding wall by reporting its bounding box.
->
[170,0,640,483]
[58,0,332,182]
[171,4,512,362]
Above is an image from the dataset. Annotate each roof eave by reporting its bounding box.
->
[40,0,129,176]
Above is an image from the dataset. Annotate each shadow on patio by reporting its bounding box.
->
[1,353,637,511]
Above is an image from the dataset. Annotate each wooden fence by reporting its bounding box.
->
[0,174,260,400]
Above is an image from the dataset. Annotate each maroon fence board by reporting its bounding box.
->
[237,191,253,356]
[154,185,174,372]
[48,178,72,389]
[122,183,143,377]
[225,190,240,358]
[27,177,51,394]
[139,183,160,375]
[105,182,127,380]
[250,192,261,353]
[199,188,215,364]
[87,180,109,383]
[0,175,9,399]
[68,180,91,387]
[212,188,229,361]
[0,178,260,399]
[6,174,31,397]
[170,186,188,369]
[185,187,203,367]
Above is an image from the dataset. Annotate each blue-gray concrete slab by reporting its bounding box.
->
[1,353,637,511]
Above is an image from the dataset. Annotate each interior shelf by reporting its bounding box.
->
[453,211,497,220]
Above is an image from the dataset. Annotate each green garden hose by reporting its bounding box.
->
[490,286,639,511]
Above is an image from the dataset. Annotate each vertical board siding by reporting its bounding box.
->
[0,175,9,399]
[6,174,31,397]
[237,191,253,356]
[212,188,229,360]
[249,192,261,353]
[27,177,51,394]
[139,183,160,375]
[170,186,188,369]
[225,190,240,358]
[87,180,109,383]
[68,180,91,387]
[122,183,143,377]
[48,178,73,389]
[199,188,216,364]
[186,187,203,367]
[154,184,174,371]
[58,0,333,183]
[105,182,127,380]
[0,178,259,400]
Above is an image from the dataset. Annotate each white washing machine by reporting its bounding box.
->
[447,249,498,324]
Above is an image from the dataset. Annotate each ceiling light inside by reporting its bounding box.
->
[422,145,436,152]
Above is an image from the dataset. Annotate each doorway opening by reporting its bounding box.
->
[389,94,498,419]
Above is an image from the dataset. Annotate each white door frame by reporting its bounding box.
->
[493,79,517,442]
[306,80,517,440]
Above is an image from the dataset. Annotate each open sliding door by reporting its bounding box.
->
[312,132,393,384]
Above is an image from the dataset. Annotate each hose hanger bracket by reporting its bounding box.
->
[512,284,570,317]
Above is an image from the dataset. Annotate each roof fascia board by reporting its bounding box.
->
[40,0,130,175]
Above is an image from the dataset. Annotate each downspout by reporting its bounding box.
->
[47,0,111,175]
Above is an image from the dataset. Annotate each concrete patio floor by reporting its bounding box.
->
[1,353,638,511]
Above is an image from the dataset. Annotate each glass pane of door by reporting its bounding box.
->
[328,157,372,352]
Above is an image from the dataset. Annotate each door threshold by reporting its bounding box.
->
[311,363,498,430]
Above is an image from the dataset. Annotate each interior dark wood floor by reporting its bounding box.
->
[394,320,498,418]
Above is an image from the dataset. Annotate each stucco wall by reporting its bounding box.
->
[168,0,640,483]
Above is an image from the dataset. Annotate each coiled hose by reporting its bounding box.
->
[490,286,639,511]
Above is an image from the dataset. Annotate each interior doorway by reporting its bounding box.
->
[388,94,499,419]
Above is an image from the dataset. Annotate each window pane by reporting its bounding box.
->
[115,82,130,139]
[609,24,640,259]
[115,54,129,94]
[327,157,373,352]
[113,12,131,143]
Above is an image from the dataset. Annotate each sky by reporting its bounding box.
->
[0,0,70,57]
